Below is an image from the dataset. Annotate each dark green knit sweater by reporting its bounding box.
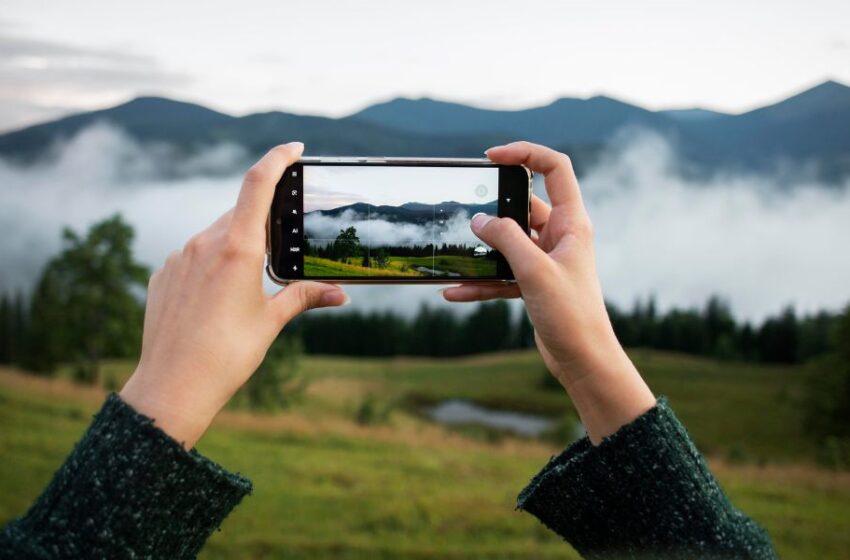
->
[0,395,776,559]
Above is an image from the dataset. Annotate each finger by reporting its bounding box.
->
[269,281,349,326]
[530,195,551,231]
[152,249,182,311]
[486,141,583,212]
[232,142,304,236]
[442,283,521,302]
[144,268,167,319]
[207,208,234,234]
[470,213,547,282]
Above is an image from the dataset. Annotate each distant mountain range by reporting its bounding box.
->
[1,80,849,180]
[307,201,497,226]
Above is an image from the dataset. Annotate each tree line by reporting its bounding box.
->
[608,296,837,365]
[305,226,487,265]
[0,215,846,374]
[283,296,840,365]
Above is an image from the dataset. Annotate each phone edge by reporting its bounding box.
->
[265,158,532,286]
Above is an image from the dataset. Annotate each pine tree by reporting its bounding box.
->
[0,293,9,364]
[10,291,28,366]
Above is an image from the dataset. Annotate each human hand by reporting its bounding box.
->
[443,141,655,443]
[120,143,348,448]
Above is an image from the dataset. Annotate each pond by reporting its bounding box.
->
[425,399,556,437]
[414,266,461,277]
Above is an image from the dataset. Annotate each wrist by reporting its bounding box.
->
[554,337,656,445]
[119,368,219,449]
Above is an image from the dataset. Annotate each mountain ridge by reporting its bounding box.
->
[307,200,498,226]
[1,80,849,180]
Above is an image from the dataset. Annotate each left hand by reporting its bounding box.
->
[120,142,348,448]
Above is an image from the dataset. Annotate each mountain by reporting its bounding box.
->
[0,97,513,161]
[351,95,676,147]
[1,80,849,179]
[659,108,728,122]
[352,82,850,179]
[0,97,232,157]
[676,80,850,173]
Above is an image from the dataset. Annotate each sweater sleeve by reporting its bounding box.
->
[517,397,777,560]
[0,393,252,560]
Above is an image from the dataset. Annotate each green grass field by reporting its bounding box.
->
[304,255,496,278]
[1,350,848,559]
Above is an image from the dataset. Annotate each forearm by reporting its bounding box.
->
[557,337,657,445]
[0,394,252,560]
[518,398,777,559]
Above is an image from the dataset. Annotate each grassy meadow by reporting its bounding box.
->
[303,255,496,278]
[1,350,849,559]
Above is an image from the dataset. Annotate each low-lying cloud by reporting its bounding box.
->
[304,208,482,247]
[1,124,848,322]
[576,130,850,320]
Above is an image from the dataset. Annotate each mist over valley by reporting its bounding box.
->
[1,87,850,320]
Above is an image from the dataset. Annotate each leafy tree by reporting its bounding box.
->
[27,215,149,383]
[374,248,390,269]
[332,226,361,262]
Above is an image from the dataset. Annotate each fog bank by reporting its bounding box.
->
[304,208,481,247]
[1,124,848,321]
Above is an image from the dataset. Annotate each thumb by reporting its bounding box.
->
[470,213,546,281]
[270,281,349,326]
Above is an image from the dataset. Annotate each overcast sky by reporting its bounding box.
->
[1,0,849,132]
[303,166,498,212]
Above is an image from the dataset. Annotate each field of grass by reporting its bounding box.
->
[304,256,421,277]
[389,255,497,277]
[304,255,496,278]
[2,350,849,559]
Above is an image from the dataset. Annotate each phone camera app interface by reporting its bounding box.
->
[300,166,499,278]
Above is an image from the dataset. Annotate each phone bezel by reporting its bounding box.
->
[266,157,532,285]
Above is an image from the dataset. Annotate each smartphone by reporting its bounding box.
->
[266,157,531,284]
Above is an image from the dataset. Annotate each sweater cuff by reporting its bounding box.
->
[13,393,252,559]
[517,397,774,559]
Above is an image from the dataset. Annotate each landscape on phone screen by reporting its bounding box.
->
[302,166,499,278]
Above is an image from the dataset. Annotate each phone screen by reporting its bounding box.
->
[269,161,529,282]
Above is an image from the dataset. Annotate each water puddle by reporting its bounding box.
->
[426,399,556,437]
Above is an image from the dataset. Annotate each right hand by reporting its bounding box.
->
[443,141,655,443]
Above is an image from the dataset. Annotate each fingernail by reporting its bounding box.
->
[321,290,349,307]
[484,145,503,156]
[439,285,462,297]
[289,141,305,151]
[470,213,494,232]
